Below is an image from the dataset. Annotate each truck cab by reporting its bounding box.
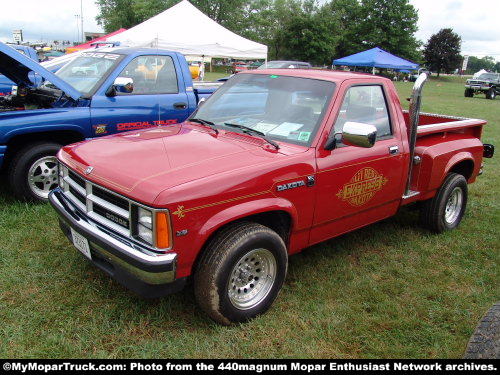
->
[0,42,220,201]
[49,70,493,325]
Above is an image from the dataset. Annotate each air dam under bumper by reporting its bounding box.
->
[48,188,186,298]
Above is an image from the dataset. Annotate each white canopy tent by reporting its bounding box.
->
[106,0,267,60]
[473,69,487,78]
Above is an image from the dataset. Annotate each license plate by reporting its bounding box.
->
[70,228,91,259]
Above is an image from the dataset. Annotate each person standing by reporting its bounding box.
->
[198,57,205,81]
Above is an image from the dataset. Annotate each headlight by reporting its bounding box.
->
[134,206,171,250]
[138,207,152,229]
[137,207,153,244]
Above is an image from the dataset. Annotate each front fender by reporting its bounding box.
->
[175,197,299,278]
[0,107,91,142]
[197,197,298,239]
[3,123,87,142]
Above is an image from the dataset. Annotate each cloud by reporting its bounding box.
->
[410,0,500,59]
[0,0,103,43]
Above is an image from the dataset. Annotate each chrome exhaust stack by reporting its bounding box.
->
[404,73,428,197]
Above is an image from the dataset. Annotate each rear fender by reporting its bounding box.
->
[413,138,482,195]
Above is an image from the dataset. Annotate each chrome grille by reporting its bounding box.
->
[60,165,132,237]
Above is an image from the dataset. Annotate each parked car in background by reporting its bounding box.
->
[248,61,263,70]
[49,71,493,325]
[219,60,309,82]
[0,41,220,202]
[465,72,500,100]
[257,60,312,69]
[0,44,39,95]
[231,61,249,74]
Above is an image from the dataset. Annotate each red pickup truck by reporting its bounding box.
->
[49,70,494,325]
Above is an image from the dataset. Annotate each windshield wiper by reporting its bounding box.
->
[224,123,280,149]
[189,118,219,134]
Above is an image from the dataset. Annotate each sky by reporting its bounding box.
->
[0,0,498,59]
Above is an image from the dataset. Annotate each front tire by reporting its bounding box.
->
[194,222,288,325]
[486,88,496,100]
[464,88,473,97]
[8,142,62,202]
[420,173,468,233]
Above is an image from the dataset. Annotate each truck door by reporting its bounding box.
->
[310,82,407,244]
[90,54,190,136]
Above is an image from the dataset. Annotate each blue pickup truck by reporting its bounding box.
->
[0,44,39,95]
[0,42,219,201]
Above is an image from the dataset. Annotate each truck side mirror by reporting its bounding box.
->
[106,77,134,96]
[342,121,377,148]
[324,121,377,150]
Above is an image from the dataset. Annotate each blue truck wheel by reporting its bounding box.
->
[8,142,62,202]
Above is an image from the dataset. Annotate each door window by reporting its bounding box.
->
[334,85,391,139]
[116,55,178,95]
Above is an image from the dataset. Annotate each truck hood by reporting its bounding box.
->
[0,41,81,101]
[59,124,305,204]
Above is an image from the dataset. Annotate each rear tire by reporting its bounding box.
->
[420,173,468,233]
[194,222,288,325]
[8,142,62,202]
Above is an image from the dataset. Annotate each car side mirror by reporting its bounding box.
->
[324,121,377,150]
[106,77,134,96]
[198,97,207,107]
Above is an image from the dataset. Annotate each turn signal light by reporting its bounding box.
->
[155,212,171,249]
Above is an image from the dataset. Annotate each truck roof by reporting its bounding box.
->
[242,69,386,84]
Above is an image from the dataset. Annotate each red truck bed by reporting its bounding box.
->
[402,111,486,138]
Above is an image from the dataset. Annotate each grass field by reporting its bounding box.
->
[0,75,498,359]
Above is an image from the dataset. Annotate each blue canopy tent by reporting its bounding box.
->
[333,47,419,74]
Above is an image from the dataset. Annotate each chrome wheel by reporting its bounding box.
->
[28,156,58,199]
[444,187,463,224]
[228,248,277,310]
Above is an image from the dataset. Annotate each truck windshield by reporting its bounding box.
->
[193,74,335,146]
[478,73,499,80]
[43,52,122,96]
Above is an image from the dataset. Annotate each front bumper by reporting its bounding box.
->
[49,188,185,298]
[465,84,491,91]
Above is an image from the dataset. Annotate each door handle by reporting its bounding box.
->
[173,102,187,110]
[389,145,399,155]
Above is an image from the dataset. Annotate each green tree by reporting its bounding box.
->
[325,0,421,62]
[423,28,461,76]
[466,56,496,74]
[96,0,144,31]
[278,1,340,65]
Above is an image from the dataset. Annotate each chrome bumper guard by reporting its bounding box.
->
[49,188,183,298]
